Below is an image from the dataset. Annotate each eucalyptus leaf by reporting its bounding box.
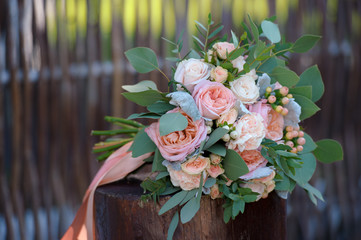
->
[288,153,316,185]
[152,148,167,172]
[299,133,317,154]
[156,172,169,180]
[223,149,249,180]
[159,112,188,136]
[125,47,159,73]
[293,94,320,120]
[291,35,321,53]
[147,101,175,114]
[129,128,156,158]
[159,190,188,215]
[231,30,238,47]
[180,197,200,223]
[270,66,299,87]
[261,20,281,43]
[203,128,228,150]
[128,112,161,120]
[122,90,164,107]
[122,80,158,92]
[204,178,217,188]
[297,65,324,102]
[248,15,259,42]
[290,86,312,100]
[167,212,179,240]
[206,143,227,157]
[313,139,343,163]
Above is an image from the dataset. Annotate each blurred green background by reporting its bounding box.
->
[0,0,360,239]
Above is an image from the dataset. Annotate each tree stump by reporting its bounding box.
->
[94,181,286,240]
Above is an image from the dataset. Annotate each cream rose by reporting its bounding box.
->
[181,155,210,175]
[210,153,222,165]
[210,184,221,199]
[230,71,259,104]
[213,42,235,59]
[210,66,228,83]
[228,113,266,152]
[174,58,211,92]
[231,55,246,72]
[207,164,225,178]
[216,108,238,126]
[167,166,206,191]
[145,108,207,162]
[192,80,236,120]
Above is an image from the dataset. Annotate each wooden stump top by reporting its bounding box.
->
[95,181,286,240]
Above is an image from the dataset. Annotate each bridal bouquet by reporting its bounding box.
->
[92,15,343,239]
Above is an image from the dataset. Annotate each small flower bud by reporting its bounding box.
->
[222,134,230,142]
[210,154,222,165]
[206,126,212,134]
[287,94,293,99]
[275,105,283,113]
[222,125,230,131]
[291,147,298,153]
[285,132,294,140]
[298,131,304,137]
[266,87,272,93]
[286,126,293,132]
[281,108,289,116]
[230,131,238,139]
[206,120,213,127]
[296,145,304,152]
[268,95,276,104]
[294,126,300,131]
[281,97,289,105]
[280,86,289,96]
[285,141,294,148]
[292,130,299,138]
[297,137,306,145]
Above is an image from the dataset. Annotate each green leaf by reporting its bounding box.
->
[180,189,198,205]
[275,172,291,191]
[147,101,175,114]
[159,190,188,215]
[228,48,245,61]
[231,30,238,47]
[125,47,159,73]
[159,112,188,136]
[223,205,232,223]
[167,212,179,240]
[203,128,228,150]
[289,153,316,185]
[257,57,285,74]
[208,25,224,38]
[299,133,317,154]
[129,128,156,157]
[270,66,299,87]
[180,197,200,223]
[206,143,226,157]
[122,80,158,92]
[243,194,258,203]
[290,86,312,99]
[248,15,259,42]
[204,178,217,188]
[261,20,281,43]
[293,94,320,120]
[195,20,207,31]
[223,149,249,180]
[152,148,167,172]
[297,65,324,102]
[313,139,343,163]
[300,182,324,205]
[275,150,299,158]
[156,172,169,180]
[122,90,164,107]
[128,112,161,119]
[291,35,321,53]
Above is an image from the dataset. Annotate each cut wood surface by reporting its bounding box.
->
[94,181,286,240]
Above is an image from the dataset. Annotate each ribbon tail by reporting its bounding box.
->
[61,141,151,240]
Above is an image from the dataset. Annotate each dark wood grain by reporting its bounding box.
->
[94,181,286,240]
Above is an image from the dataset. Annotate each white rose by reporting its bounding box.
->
[213,42,236,59]
[210,66,228,83]
[230,70,259,104]
[231,56,246,72]
[228,113,266,152]
[174,58,211,92]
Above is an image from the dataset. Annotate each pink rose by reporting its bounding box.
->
[181,155,210,175]
[213,42,236,59]
[145,108,207,162]
[228,113,266,152]
[240,170,276,201]
[249,101,284,141]
[210,66,228,83]
[238,150,267,172]
[210,184,221,199]
[167,166,206,191]
[216,108,238,126]
[193,80,236,120]
[207,164,225,178]
[174,58,211,92]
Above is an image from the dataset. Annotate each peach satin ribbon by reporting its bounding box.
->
[61,142,151,240]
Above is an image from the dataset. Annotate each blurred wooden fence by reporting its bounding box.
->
[0,0,360,239]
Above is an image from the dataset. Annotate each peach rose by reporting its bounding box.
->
[167,166,206,191]
[228,113,266,152]
[145,108,207,162]
[230,71,259,104]
[174,58,211,92]
[207,164,225,178]
[213,42,235,59]
[210,184,221,199]
[216,108,238,126]
[192,80,236,120]
[240,170,276,201]
[181,155,210,175]
[210,66,228,83]
[239,150,267,173]
[231,56,246,72]
[210,153,222,165]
